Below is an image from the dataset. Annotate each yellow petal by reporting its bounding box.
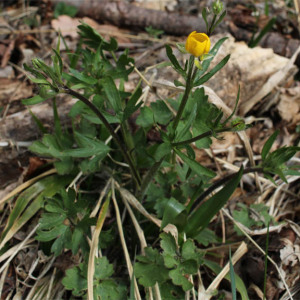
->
[185,32,211,57]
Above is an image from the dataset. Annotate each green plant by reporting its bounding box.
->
[145,26,164,38]
[1,1,299,298]
[54,1,78,18]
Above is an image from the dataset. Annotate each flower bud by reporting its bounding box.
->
[212,0,224,15]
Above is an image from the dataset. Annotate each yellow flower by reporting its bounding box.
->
[185,31,211,57]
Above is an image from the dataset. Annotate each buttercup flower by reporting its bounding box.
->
[185,31,211,57]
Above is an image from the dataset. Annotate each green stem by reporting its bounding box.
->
[63,86,142,187]
[138,156,166,199]
[189,166,264,212]
[172,127,232,147]
[208,14,217,36]
[172,58,195,132]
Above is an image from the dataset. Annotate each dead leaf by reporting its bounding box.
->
[51,15,80,39]
[278,87,300,123]
[0,79,32,105]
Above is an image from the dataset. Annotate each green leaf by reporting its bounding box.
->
[194,228,220,246]
[261,130,279,160]
[95,280,127,300]
[52,48,63,78]
[136,106,154,129]
[211,10,227,33]
[194,54,230,86]
[249,17,276,48]
[161,198,186,229]
[169,268,193,291]
[54,158,74,175]
[181,239,202,262]
[185,166,243,237]
[69,68,97,84]
[0,175,72,250]
[22,95,46,105]
[94,257,114,280]
[62,266,87,294]
[63,132,110,158]
[194,37,228,80]
[123,86,142,120]
[100,77,122,115]
[202,8,209,33]
[154,142,172,162]
[77,22,118,51]
[134,248,169,287]
[54,2,78,18]
[71,227,83,254]
[175,106,197,142]
[151,100,173,125]
[51,226,72,256]
[175,149,216,178]
[160,232,177,255]
[165,45,185,76]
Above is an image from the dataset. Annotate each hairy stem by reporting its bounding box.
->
[63,86,141,187]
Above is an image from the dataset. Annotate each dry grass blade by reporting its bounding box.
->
[117,180,147,252]
[116,180,157,300]
[111,181,142,300]
[46,268,56,300]
[0,168,56,206]
[238,131,262,193]
[202,241,248,299]
[0,264,9,300]
[116,184,178,240]
[0,224,39,274]
[87,191,111,300]
[222,208,294,300]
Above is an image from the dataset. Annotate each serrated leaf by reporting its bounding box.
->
[62,266,87,294]
[154,142,172,162]
[134,262,169,287]
[179,259,198,274]
[100,76,122,115]
[94,257,114,280]
[151,100,173,125]
[182,239,201,262]
[51,226,72,256]
[95,280,127,300]
[175,106,197,142]
[160,232,177,255]
[169,268,193,291]
[136,106,154,129]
